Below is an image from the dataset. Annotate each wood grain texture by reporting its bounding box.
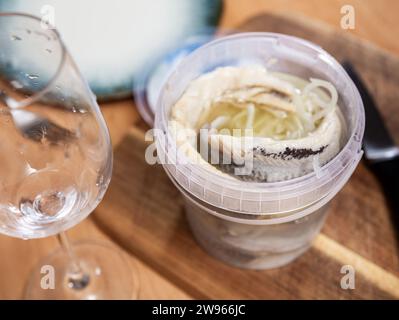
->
[0,216,191,299]
[93,126,397,299]
[221,0,399,55]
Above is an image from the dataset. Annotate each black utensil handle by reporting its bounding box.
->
[371,158,399,241]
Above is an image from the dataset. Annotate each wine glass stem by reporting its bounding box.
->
[57,232,90,290]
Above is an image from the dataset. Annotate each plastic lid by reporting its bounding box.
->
[154,33,365,218]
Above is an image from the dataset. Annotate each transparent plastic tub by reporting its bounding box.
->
[154,33,365,269]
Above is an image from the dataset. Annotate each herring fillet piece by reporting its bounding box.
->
[209,110,342,182]
[170,66,343,182]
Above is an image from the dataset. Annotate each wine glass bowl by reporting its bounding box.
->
[0,13,112,239]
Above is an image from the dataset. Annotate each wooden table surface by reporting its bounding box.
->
[1,0,398,299]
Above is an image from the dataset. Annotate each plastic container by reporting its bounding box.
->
[154,33,365,269]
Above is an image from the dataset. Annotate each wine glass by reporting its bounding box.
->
[0,12,139,299]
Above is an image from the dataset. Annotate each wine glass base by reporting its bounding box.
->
[24,241,139,299]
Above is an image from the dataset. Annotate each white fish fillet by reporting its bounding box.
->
[170,66,343,182]
[208,110,342,182]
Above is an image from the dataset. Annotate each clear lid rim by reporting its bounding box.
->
[154,32,365,214]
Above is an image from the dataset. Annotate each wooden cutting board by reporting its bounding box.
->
[93,13,399,299]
